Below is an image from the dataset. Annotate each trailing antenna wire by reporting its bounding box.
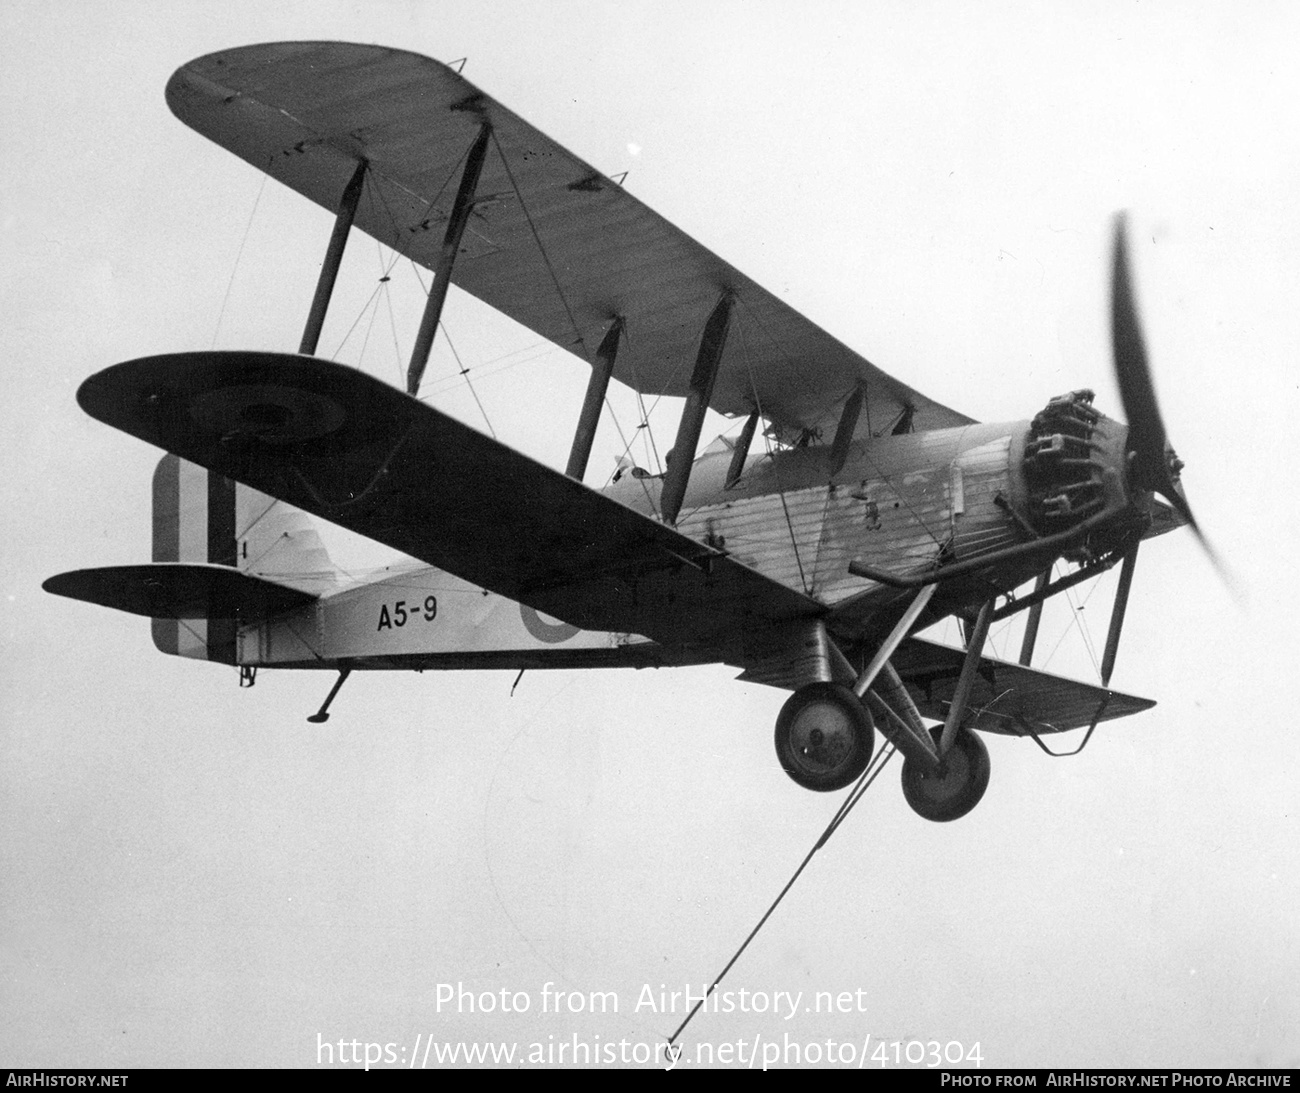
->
[664,744,896,1053]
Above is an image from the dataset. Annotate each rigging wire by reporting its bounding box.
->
[329,280,385,361]
[635,390,663,476]
[438,321,497,439]
[363,240,405,384]
[323,176,406,366]
[720,295,948,570]
[240,530,294,575]
[627,352,689,480]
[488,129,589,362]
[355,284,383,365]
[987,618,1015,661]
[1064,577,1103,679]
[383,285,407,385]
[236,494,282,543]
[278,612,327,661]
[1039,561,1105,676]
[853,442,948,552]
[396,257,496,438]
[416,342,561,401]
[210,165,270,349]
[601,392,662,517]
[323,246,402,369]
[370,137,470,255]
[352,178,410,388]
[735,317,808,593]
[731,293,845,436]
[597,324,690,495]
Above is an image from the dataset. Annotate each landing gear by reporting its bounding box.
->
[901,726,990,822]
[774,683,875,792]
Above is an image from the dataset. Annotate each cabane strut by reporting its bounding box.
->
[661,293,734,525]
[724,409,760,488]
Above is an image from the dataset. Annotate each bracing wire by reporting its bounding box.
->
[734,317,809,593]
[601,393,662,518]
[236,495,282,542]
[330,281,385,361]
[598,326,689,497]
[635,390,663,476]
[487,129,589,362]
[211,166,270,349]
[383,284,406,385]
[1040,562,1105,676]
[411,342,562,403]
[1064,579,1103,679]
[438,321,497,439]
[355,284,383,365]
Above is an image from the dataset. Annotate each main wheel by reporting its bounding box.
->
[901,726,990,822]
[774,682,875,792]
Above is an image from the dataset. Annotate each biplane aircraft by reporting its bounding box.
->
[45,42,1210,822]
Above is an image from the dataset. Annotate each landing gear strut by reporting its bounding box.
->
[774,682,875,792]
[901,726,990,822]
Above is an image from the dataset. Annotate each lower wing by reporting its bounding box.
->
[892,636,1155,735]
[77,351,820,651]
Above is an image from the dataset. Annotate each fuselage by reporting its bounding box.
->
[604,389,1152,653]
[240,390,1161,673]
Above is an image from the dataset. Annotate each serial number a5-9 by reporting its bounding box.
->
[377,596,438,631]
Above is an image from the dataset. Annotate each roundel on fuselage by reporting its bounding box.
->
[519,604,580,643]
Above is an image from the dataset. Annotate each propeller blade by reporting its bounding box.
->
[1111,213,1197,521]
[1111,214,1170,493]
[1110,214,1237,591]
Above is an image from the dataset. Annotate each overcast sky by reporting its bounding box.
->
[3,0,1298,1070]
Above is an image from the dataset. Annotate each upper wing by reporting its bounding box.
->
[77,351,821,649]
[165,41,973,443]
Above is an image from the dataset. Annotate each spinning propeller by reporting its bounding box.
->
[1109,214,1227,578]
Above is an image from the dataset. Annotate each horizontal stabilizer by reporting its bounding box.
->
[43,564,318,620]
[892,637,1156,735]
[76,351,819,647]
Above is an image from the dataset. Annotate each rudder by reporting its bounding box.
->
[151,455,337,661]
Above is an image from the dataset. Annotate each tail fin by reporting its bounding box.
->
[151,455,338,661]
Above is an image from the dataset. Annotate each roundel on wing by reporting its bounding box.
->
[188,383,348,445]
[519,605,580,643]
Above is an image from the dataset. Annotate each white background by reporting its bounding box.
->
[3,0,1297,1069]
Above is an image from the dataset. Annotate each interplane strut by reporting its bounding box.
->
[407,124,492,396]
[299,159,367,356]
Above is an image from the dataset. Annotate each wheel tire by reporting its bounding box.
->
[901,725,991,822]
[774,682,875,792]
